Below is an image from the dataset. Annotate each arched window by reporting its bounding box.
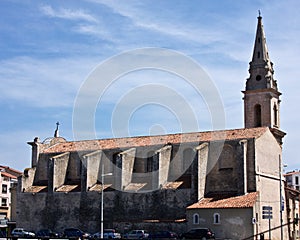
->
[183,148,195,174]
[273,104,278,126]
[254,104,262,127]
[193,213,199,224]
[213,213,220,224]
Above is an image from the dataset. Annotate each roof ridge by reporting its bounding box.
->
[42,127,269,153]
[48,127,268,144]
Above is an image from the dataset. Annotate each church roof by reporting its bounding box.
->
[187,192,258,209]
[41,127,268,154]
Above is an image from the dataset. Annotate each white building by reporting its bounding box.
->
[0,166,21,220]
[285,171,300,191]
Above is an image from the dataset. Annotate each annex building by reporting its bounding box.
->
[17,15,290,239]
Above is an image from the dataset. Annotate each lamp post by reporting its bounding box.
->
[279,155,287,240]
[100,167,112,239]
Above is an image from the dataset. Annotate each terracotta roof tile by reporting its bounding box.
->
[89,183,111,192]
[42,127,268,154]
[187,192,258,209]
[1,172,18,179]
[162,181,183,189]
[24,186,47,193]
[124,183,147,191]
[0,166,22,175]
[284,171,300,176]
[56,185,79,192]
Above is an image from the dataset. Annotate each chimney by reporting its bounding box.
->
[27,137,40,167]
[54,122,59,138]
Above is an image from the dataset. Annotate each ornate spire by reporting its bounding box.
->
[246,12,277,91]
[243,13,283,135]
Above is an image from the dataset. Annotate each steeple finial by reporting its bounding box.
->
[54,122,60,138]
[258,10,261,17]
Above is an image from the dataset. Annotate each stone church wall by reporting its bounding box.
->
[205,140,250,195]
[16,188,192,233]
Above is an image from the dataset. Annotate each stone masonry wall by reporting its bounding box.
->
[16,189,192,234]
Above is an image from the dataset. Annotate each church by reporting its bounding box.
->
[17,15,289,239]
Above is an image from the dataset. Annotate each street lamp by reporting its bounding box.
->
[101,167,112,239]
[279,155,287,240]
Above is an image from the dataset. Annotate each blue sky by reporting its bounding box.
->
[0,0,299,171]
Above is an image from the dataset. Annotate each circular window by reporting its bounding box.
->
[256,75,262,81]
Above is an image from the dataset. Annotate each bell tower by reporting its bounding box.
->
[243,13,285,143]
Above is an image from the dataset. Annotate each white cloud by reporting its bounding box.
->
[89,0,228,45]
[73,23,112,40]
[0,56,97,107]
[40,4,98,23]
[39,4,116,41]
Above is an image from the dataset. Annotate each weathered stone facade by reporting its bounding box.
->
[17,127,285,236]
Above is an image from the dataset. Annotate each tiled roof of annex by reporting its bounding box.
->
[0,165,22,178]
[187,192,258,209]
[0,165,22,175]
[1,171,18,179]
[42,127,269,154]
[284,171,300,176]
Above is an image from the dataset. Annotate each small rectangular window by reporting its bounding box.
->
[295,176,299,185]
[2,184,7,194]
[1,198,7,207]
